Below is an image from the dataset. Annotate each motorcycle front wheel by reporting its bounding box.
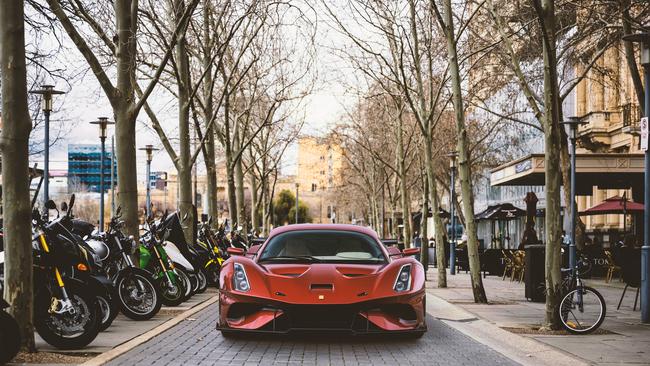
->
[195,270,208,294]
[157,272,186,307]
[115,268,162,320]
[35,281,100,350]
[96,290,119,332]
[175,268,194,301]
[0,310,21,364]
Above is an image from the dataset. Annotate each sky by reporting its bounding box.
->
[29,2,355,181]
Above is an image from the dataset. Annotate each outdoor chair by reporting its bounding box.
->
[617,248,641,311]
[604,250,621,283]
[502,250,514,280]
[511,251,526,282]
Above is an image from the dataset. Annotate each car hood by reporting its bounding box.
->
[233,261,416,305]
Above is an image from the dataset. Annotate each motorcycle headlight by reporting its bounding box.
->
[233,263,250,292]
[394,264,411,292]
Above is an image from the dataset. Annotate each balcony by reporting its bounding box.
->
[622,103,642,136]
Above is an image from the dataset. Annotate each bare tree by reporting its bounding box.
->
[44,0,199,237]
[1,0,36,351]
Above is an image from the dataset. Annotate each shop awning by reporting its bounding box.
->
[489,153,645,195]
[475,203,526,220]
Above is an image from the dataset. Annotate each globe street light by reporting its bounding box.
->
[29,85,64,208]
[90,117,114,231]
[622,30,650,323]
[139,145,158,218]
[448,152,458,275]
[560,116,586,277]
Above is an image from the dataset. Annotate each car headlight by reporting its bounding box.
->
[233,263,250,292]
[394,264,411,292]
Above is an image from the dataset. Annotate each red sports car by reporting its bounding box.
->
[217,224,426,337]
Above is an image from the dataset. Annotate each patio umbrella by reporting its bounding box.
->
[579,195,644,216]
[580,194,643,236]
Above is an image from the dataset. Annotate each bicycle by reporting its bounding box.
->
[557,257,606,334]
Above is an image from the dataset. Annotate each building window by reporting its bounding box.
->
[311,183,317,192]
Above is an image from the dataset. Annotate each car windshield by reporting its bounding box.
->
[258,230,386,264]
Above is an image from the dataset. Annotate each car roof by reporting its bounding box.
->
[267,224,381,241]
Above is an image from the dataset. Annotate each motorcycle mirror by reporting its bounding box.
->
[68,194,76,216]
[60,202,68,212]
[45,200,57,210]
[227,247,245,256]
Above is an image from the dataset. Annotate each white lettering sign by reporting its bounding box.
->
[641,117,649,151]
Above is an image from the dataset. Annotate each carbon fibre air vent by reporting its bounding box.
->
[342,273,365,277]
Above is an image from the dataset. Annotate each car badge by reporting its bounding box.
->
[318,295,325,300]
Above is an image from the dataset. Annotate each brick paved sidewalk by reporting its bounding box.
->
[426,269,650,365]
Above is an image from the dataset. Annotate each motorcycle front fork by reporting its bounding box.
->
[151,245,176,288]
[38,233,75,315]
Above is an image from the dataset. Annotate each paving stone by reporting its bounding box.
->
[106,302,518,366]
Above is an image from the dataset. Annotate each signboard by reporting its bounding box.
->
[515,159,532,173]
[641,117,649,151]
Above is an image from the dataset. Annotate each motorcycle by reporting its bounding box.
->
[0,260,21,364]
[49,198,119,333]
[76,208,162,321]
[196,218,226,287]
[160,212,208,295]
[138,214,187,307]
[29,198,101,349]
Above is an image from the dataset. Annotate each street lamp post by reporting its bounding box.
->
[29,85,64,208]
[448,152,458,275]
[623,30,650,323]
[560,117,586,276]
[90,117,114,231]
[139,145,158,218]
[295,183,299,224]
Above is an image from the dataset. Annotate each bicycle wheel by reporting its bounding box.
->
[558,285,606,334]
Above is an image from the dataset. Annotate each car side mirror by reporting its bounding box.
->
[247,244,261,256]
[402,247,420,257]
[227,247,245,256]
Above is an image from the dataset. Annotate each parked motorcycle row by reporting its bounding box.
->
[0,194,249,361]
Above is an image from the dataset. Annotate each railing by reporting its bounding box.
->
[622,103,642,128]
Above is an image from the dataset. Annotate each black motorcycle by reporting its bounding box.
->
[160,212,208,294]
[48,198,119,333]
[30,198,102,349]
[81,208,162,321]
[0,279,21,364]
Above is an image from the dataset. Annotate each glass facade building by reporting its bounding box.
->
[68,144,117,192]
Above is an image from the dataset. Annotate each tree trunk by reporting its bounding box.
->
[114,0,140,238]
[0,0,36,350]
[174,0,195,244]
[396,111,412,247]
[420,173,429,274]
[250,172,259,233]
[114,105,139,237]
[443,0,486,302]
[537,0,563,329]
[202,2,218,228]
[235,151,246,234]
[424,136,447,288]
[621,0,645,110]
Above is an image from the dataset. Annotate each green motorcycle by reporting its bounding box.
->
[138,217,187,307]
